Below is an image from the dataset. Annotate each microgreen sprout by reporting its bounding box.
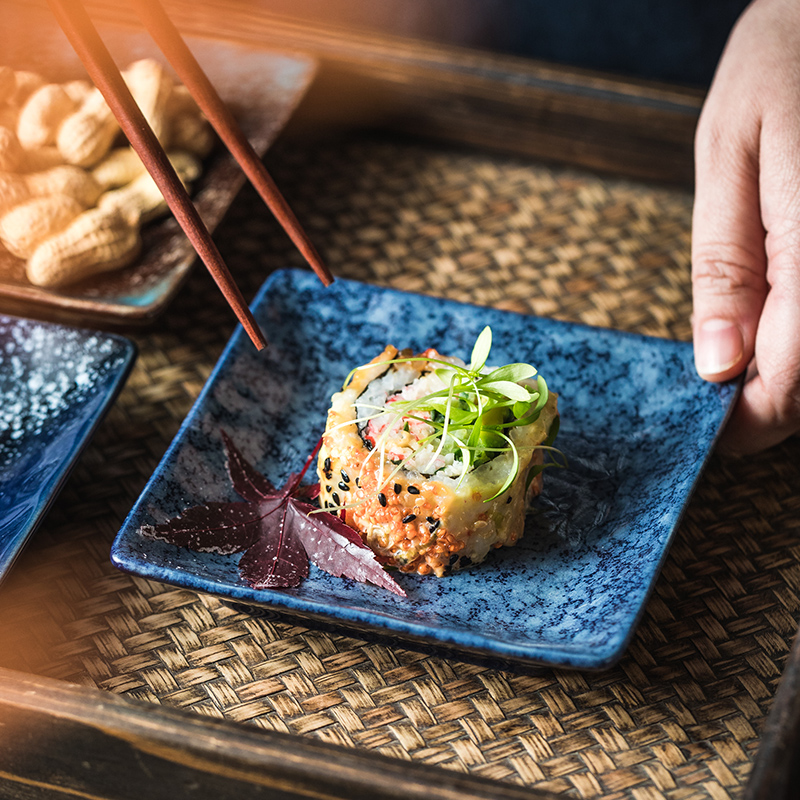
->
[343,327,563,502]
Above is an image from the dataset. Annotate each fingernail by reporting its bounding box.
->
[695,318,744,376]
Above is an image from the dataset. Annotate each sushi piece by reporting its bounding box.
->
[317,328,559,576]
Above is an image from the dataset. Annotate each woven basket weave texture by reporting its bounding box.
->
[1,135,798,800]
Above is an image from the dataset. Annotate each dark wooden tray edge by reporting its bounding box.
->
[73,0,703,185]
[0,666,561,800]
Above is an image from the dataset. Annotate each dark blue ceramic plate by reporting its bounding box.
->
[111,269,738,669]
[1,315,135,584]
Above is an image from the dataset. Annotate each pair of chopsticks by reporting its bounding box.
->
[46,0,334,351]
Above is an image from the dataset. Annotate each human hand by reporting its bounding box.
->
[692,0,800,453]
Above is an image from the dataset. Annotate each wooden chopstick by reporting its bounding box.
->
[129,0,334,288]
[46,0,268,351]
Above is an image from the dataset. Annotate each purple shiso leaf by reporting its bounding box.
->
[239,504,309,588]
[221,429,276,501]
[290,500,407,597]
[294,482,321,501]
[141,501,263,554]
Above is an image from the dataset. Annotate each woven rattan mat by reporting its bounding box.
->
[2,134,799,800]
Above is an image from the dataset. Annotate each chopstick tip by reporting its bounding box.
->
[244,323,268,351]
[308,256,334,287]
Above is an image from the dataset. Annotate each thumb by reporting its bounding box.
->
[692,117,768,383]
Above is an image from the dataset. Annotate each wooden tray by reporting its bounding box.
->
[1,3,798,799]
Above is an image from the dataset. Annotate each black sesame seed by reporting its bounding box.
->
[332,492,341,506]
[338,481,349,493]
[426,516,436,524]
[449,554,459,566]
[325,485,332,493]
[506,495,513,504]
[429,519,440,532]
[378,493,387,507]
[394,483,402,494]
[355,477,361,487]
[324,457,331,471]
[324,470,333,480]
[402,514,417,524]
[340,469,350,483]
[407,485,420,494]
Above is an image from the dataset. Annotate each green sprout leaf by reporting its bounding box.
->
[469,326,492,372]
[488,430,519,501]
[525,416,564,489]
[483,363,537,383]
[512,400,531,418]
[477,380,533,402]
[342,326,562,504]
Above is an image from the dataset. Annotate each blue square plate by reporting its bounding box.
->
[1,315,136,583]
[111,269,738,669]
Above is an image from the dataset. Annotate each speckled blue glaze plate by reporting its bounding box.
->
[1,315,136,584]
[112,269,738,670]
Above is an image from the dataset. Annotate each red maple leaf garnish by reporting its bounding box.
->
[140,431,406,597]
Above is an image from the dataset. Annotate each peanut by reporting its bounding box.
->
[63,80,92,106]
[10,70,45,107]
[0,193,83,258]
[167,111,214,157]
[57,88,118,167]
[0,173,30,215]
[91,147,147,190]
[166,84,199,117]
[123,59,172,143]
[0,126,24,172]
[0,59,211,287]
[17,84,76,149]
[97,150,200,224]
[19,145,65,173]
[168,150,202,183]
[27,207,141,287]
[26,165,102,206]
